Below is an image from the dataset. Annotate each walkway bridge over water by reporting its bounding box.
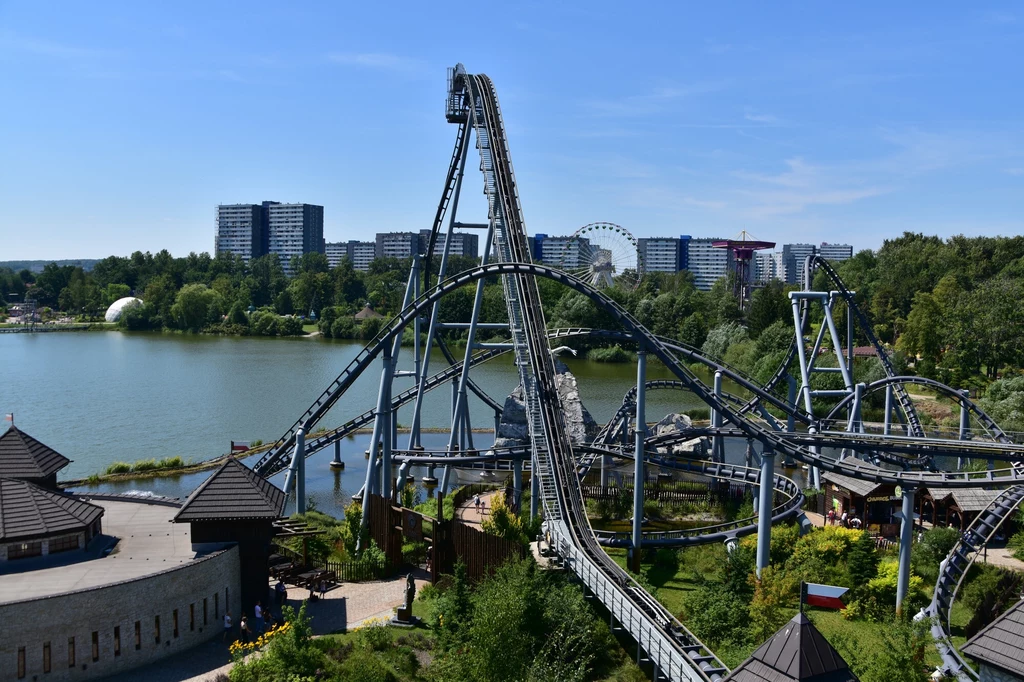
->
[250,65,1024,681]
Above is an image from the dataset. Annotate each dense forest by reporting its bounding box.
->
[6,231,1024,399]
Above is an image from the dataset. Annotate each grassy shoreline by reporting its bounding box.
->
[60,427,497,487]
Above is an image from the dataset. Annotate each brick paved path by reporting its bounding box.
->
[455,490,498,526]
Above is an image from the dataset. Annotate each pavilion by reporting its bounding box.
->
[725,612,858,681]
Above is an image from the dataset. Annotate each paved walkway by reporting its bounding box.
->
[98,572,430,682]
[455,490,498,526]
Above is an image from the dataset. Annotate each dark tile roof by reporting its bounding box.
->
[923,487,999,513]
[0,426,71,479]
[173,459,285,523]
[725,613,858,682]
[0,478,104,542]
[962,598,1024,677]
[821,460,888,498]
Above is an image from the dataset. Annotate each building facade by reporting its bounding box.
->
[782,243,818,288]
[326,240,376,271]
[529,234,592,268]
[418,230,479,259]
[686,238,733,291]
[755,251,786,284]
[215,205,265,263]
[267,203,324,276]
[637,237,684,273]
[324,242,346,269]
[375,232,420,260]
[819,242,854,262]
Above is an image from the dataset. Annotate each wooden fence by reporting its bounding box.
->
[271,543,392,583]
[452,517,527,582]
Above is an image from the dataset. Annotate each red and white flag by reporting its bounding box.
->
[802,582,848,610]
[231,441,251,452]
[3,414,12,422]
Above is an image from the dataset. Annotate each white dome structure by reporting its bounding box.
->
[104,297,143,323]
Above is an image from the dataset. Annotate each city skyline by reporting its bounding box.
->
[2,2,1023,260]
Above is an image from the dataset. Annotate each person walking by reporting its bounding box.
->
[222,611,233,642]
[275,579,287,609]
[318,579,327,600]
[254,601,265,636]
[239,616,252,645]
[827,509,835,526]
[840,510,849,528]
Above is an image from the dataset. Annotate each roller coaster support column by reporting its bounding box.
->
[530,455,539,519]
[884,384,894,436]
[408,126,471,452]
[330,439,343,470]
[712,371,724,463]
[513,457,523,509]
[848,383,865,435]
[756,446,775,579]
[361,345,395,530]
[895,484,918,615]
[790,294,815,416]
[396,461,410,499]
[295,427,306,515]
[381,345,394,501]
[631,351,647,572]
[958,389,970,470]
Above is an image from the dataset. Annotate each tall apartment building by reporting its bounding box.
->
[638,237,685,273]
[215,204,266,262]
[686,238,733,291]
[418,230,479,258]
[375,232,420,259]
[267,203,324,276]
[755,251,786,284]
[819,242,854,262]
[326,240,376,270]
[529,234,591,268]
[782,243,818,288]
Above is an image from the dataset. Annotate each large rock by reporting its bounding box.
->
[651,412,709,457]
[494,360,599,448]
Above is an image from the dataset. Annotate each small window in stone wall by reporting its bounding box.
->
[190,603,195,631]
[173,610,179,638]
[43,641,50,673]
[91,632,99,662]
[214,592,219,619]
[17,646,25,679]
[134,621,141,650]
[203,598,208,626]
[68,637,75,668]
[9,541,42,560]
[154,616,160,644]
[49,534,81,553]
[114,626,120,656]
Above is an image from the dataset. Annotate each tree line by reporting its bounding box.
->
[5,231,1024,389]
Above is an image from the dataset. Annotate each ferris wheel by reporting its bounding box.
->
[556,222,644,291]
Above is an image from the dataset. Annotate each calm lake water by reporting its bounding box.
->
[2,331,752,515]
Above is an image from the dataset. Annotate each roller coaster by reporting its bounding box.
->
[251,65,1024,681]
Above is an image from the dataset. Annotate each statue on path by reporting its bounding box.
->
[393,573,417,626]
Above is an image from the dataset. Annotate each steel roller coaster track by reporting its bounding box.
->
[250,65,1024,680]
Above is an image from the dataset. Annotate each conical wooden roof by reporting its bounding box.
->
[725,613,857,682]
[173,458,285,522]
[0,478,103,542]
[0,426,71,479]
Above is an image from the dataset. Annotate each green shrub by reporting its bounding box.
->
[680,580,749,648]
[104,462,131,475]
[336,649,397,682]
[356,620,394,652]
[587,345,633,362]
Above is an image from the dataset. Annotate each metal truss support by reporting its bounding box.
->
[631,351,647,571]
[711,371,724,462]
[530,455,539,519]
[513,457,523,509]
[958,389,970,470]
[895,485,918,614]
[408,126,472,451]
[756,446,775,578]
[296,428,306,514]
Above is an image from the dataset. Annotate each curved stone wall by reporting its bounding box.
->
[0,545,240,681]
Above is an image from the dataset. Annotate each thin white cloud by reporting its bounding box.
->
[327,52,422,72]
[743,108,779,124]
[580,81,730,117]
[0,31,113,60]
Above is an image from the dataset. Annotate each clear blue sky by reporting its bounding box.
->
[1,2,1022,260]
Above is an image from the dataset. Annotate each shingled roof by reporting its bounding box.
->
[0,478,104,542]
[821,460,888,499]
[923,487,999,513]
[0,426,71,479]
[173,459,285,523]
[962,598,1024,677]
[725,613,858,682]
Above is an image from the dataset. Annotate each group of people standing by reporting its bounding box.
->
[223,587,290,645]
[826,507,863,529]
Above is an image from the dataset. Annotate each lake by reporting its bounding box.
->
[2,331,759,515]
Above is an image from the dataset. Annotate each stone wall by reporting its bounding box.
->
[979,662,1024,682]
[0,546,240,682]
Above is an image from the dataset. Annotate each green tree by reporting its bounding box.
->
[169,283,222,331]
[847,529,881,589]
[748,566,797,644]
[747,280,789,337]
[701,321,748,360]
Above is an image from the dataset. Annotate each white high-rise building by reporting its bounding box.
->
[268,203,325,276]
[819,243,854,262]
[375,232,420,259]
[347,241,376,271]
[686,238,733,291]
[782,243,817,288]
[755,252,786,283]
[419,230,479,258]
[637,237,683,273]
[532,236,591,268]
[215,204,265,262]
[325,242,346,269]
